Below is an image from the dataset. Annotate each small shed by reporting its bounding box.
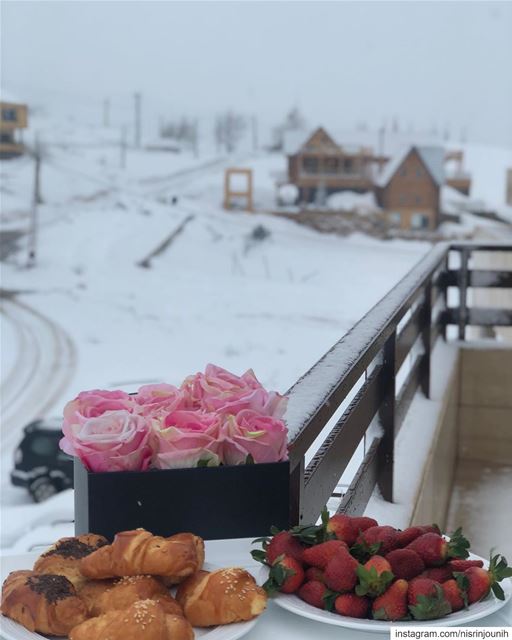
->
[0,95,28,159]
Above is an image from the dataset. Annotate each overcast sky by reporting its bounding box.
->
[2,1,512,146]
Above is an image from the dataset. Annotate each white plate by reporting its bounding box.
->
[258,550,512,634]
[0,553,259,640]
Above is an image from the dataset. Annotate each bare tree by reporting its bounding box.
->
[214,111,246,153]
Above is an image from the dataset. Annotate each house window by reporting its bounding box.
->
[411,213,430,229]
[343,158,353,173]
[389,212,401,226]
[0,132,14,143]
[400,166,407,177]
[324,157,339,174]
[303,157,319,174]
[399,194,407,205]
[1,109,17,122]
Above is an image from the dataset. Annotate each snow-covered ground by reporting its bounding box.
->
[1,113,510,551]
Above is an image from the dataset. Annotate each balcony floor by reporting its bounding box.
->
[445,459,512,560]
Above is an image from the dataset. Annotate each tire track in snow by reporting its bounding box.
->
[0,297,76,454]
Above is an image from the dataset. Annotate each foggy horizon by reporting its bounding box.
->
[2,0,512,147]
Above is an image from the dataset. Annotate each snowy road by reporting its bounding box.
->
[0,296,76,455]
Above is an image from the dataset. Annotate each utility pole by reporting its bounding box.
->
[134,92,142,148]
[120,126,127,169]
[27,136,42,268]
[103,99,110,127]
[251,115,258,152]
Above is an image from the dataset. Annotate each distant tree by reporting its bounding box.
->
[214,111,246,153]
[160,116,198,151]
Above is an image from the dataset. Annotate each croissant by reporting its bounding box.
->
[176,567,267,626]
[1,570,88,635]
[80,529,204,580]
[33,533,108,589]
[159,533,205,585]
[69,599,194,640]
[80,575,183,617]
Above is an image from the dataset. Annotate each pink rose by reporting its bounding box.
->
[219,409,289,465]
[181,364,287,418]
[60,410,152,472]
[63,389,135,430]
[134,384,187,421]
[152,410,221,469]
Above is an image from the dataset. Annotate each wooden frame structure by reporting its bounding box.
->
[223,168,253,212]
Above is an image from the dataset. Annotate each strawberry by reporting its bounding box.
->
[355,555,394,597]
[326,514,358,545]
[324,549,359,592]
[386,548,425,580]
[350,516,378,534]
[298,580,328,609]
[442,578,467,612]
[263,555,305,595]
[335,593,370,618]
[265,531,304,565]
[420,566,453,583]
[356,526,399,555]
[407,528,469,566]
[305,567,325,583]
[372,579,409,621]
[448,559,484,572]
[408,578,452,620]
[460,553,512,603]
[302,539,348,569]
[396,525,440,548]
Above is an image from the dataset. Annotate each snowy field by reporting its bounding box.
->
[1,114,510,551]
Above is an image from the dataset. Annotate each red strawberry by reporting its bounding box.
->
[302,539,348,569]
[408,578,452,620]
[396,525,440,548]
[448,559,484,572]
[326,514,358,545]
[324,549,359,592]
[263,555,305,595]
[335,593,370,618]
[407,528,469,566]
[420,566,453,583]
[355,555,394,597]
[372,579,409,621]
[357,526,399,555]
[442,579,466,612]
[298,580,328,609]
[305,567,325,583]
[386,549,425,580]
[350,516,378,533]
[461,553,512,603]
[265,531,304,565]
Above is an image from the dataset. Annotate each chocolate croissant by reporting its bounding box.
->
[176,567,267,626]
[80,575,183,617]
[33,533,108,589]
[1,570,88,635]
[80,529,204,580]
[69,599,194,640]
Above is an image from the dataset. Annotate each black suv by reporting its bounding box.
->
[11,418,74,502]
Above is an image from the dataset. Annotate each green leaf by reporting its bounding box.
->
[355,565,394,597]
[350,540,381,563]
[251,536,269,546]
[250,549,267,565]
[409,585,452,620]
[447,527,470,559]
[269,525,282,536]
[322,589,338,612]
[491,582,505,601]
[321,506,330,527]
[453,572,470,608]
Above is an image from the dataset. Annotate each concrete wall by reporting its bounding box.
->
[410,344,512,528]
[458,345,512,466]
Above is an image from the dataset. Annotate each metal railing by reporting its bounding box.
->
[285,242,512,525]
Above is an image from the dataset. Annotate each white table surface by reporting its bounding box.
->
[1,538,510,639]
[206,538,512,638]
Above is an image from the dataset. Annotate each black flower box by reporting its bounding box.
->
[74,459,290,541]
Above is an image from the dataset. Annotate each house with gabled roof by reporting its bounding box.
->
[0,92,28,159]
[287,127,384,204]
[376,146,445,231]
